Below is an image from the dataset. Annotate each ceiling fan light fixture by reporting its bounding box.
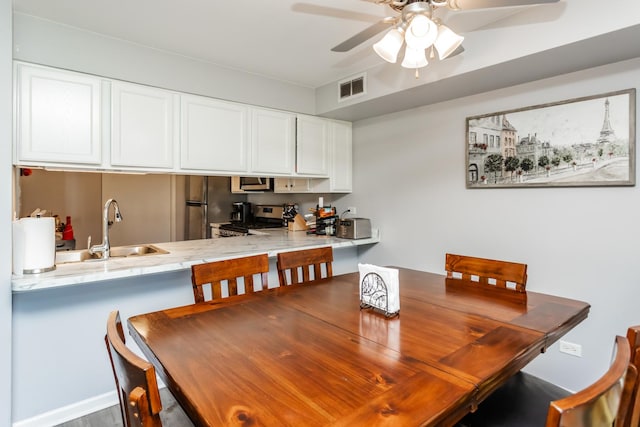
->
[401,46,428,69]
[434,24,464,60]
[373,28,405,63]
[404,14,438,50]
[355,0,558,77]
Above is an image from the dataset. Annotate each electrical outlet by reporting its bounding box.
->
[347,206,357,215]
[559,340,582,357]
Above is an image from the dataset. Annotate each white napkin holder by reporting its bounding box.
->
[358,264,400,318]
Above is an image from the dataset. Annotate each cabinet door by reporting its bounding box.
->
[251,108,295,175]
[274,178,311,193]
[289,178,312,192]
[274,178,291,192]
[296,114,329,176]
[310,120,353,193]
[16,63,102,165]
[111,81,176,169]
[329,121,353,192]
[181,94,249,172]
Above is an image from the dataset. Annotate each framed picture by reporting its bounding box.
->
[466,89,636,188]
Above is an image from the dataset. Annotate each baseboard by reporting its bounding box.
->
[13,391,119,427]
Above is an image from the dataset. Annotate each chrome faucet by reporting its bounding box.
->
[89,199,123,260]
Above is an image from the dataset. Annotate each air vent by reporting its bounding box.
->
[339,74,366,101]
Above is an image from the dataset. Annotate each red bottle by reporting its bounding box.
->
[62,216,74,240]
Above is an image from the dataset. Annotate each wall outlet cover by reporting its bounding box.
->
[559,340,582,357]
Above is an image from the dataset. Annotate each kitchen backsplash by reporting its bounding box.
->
[16,169,348,248]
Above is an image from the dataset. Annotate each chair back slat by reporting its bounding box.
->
[445,253,528,292]
[627,326,640,367]
[617,364,639,427]
[545,335,630,427]
[277,247,333,286]
[191,254,269,303]
[631,390,640,427]
[105,310,163,427]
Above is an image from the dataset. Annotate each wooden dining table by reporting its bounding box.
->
[127,267,590,427]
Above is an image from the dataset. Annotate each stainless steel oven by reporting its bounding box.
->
[217,205,284,237]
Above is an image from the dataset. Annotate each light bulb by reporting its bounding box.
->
[373,28,404,63]
[404,14,438,50]
[434,24,464,60]
[401,46,428,69]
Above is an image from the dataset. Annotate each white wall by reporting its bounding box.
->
[102,174,174,246]
[344,57,640,393]
[17,171,176,249]
[1,0,12,423]
[18,170,103,248]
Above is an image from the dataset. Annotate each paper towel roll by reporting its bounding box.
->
[12,221,25,276]
[13,217,56,274]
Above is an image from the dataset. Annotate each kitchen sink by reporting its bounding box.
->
[55,250,99,263]
[109,245,168,257]
[55,244,169,264]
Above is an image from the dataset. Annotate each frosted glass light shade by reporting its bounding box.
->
[434,25,464,60]
[373,28,404,63]
[404,14,438,50]
[401,46,428,69]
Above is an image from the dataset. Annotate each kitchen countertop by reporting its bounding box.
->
[11,228,380,293]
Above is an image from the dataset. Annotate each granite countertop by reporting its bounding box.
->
[11,228,380,293]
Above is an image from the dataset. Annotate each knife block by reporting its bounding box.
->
[288,214,308,231]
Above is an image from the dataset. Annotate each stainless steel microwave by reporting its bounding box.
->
[231,176,274,192]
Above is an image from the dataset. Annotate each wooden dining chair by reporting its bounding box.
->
[616,325,640,427]
[630,325,640,424]
[457,335,632,427]
[105,310,163,427]
[445,253,528,292]
[276,246,333,287]
[546,335,631,426]
[191,254,269,303]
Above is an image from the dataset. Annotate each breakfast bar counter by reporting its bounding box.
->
[11,228,380,292]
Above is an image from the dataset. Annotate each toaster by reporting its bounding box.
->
[337,218,371,239]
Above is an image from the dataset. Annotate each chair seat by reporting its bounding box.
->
[458,372,570,427]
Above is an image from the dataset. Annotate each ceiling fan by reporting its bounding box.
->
[331,0,560,76]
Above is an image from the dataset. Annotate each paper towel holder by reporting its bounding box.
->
[24,265,56,274]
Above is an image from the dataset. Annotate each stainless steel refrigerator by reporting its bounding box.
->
[185,176,246,239]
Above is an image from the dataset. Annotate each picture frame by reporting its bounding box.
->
[466,89,636,188]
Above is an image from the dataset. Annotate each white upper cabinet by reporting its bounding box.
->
[328,120,353,192]
[180,94,249,173]
[15,63,103,165]
[250,107,295,175]
[111,81,177,169]
[13,63,352,192]
[310,120,353,193]
[296,114,329,177]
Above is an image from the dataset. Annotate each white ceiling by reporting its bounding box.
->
[12,0,536,89]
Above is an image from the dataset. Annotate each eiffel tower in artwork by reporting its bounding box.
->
[597,98,616,144]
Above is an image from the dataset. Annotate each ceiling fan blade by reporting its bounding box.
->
[331,20,392,52]
[292,3,383,23]
[448,0,559,10]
